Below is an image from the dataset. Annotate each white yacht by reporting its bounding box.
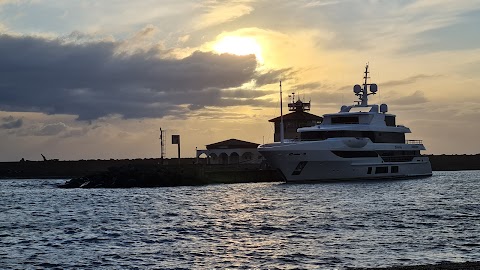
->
[258,65,432,182]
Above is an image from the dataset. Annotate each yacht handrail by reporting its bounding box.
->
[406,139,423,145]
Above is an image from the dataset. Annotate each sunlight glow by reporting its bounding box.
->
[213,36,264,63]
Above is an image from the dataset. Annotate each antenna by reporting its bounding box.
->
[353,63,377,107]
[363,62,370,88]
[361,63,370,106]
[159,127,166,164]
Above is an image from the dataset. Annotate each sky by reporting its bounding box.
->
[1,0,480,161]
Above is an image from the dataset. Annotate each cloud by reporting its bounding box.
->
[220,89,276,99]
[386,90,429,105]
[0,33,284,121]
[192,110,261,120]
[253,68,295,86]
[33,122,69,136]
[269,0,480,54]
[301,0,340,8]
[380,74,439,87]
[11,120,91,137]
[335,79,430,106]
[1,115,23,129]
[194,1,254,30]
[459,60,480,77]
[61,30,115,44]
[291,82,323,91]
[383,1,480,53]
[0,0,16,5]
[336,73,438,93]
[114,25,162,54]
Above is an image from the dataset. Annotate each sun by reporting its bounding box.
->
[213,36,264,63]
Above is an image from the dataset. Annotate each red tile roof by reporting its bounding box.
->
[206,139,260,150]
[269,111,323,122]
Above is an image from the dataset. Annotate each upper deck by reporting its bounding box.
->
[298,109,411,134]
[299,65,411,134]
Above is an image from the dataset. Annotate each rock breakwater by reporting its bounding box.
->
[58,164,207,188]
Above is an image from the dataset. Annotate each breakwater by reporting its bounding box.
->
[58,163,281,188]
[1,154,480,185]
[2,154,480,178]
[0,158,190,179]
[0,158,283,186]
[427,154,480,171]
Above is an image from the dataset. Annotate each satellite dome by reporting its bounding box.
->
[380,103,388,113]
[353,84,362,94]
[370,84,378,93]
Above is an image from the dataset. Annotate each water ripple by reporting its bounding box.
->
[0,172,480,269]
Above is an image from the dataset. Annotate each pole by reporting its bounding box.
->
[160,128,164,165]
[177,142,181,165]
[280,81,284,144]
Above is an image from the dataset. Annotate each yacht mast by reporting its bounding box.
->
[361,64,370,106]
[354,63,377,107]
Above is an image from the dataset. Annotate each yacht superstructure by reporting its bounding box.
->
[258,65,432,182]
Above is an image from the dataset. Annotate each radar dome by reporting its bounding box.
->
[353,84,362,94]
[370,84,378,93]
[380,103,388,113]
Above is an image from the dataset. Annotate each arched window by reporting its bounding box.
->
[219,153,229,165]
[241,152,253,161]
[230,152,240,164]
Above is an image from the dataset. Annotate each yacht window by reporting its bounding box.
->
[300,130,405,143]
[300,131,324,141]
[373,132,405,143]
[301,130,366,141]
[367,167,372,174]
[331,116,359,124]
[391,166,399,173]
[377,151,420,162]
[375,167,388,174]
[331,151,378,158]
[377,151,420,157]
[385,115,396,126]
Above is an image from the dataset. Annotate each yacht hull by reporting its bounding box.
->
[258,142,432,182]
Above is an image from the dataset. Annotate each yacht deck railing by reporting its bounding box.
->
[406,140,423,145]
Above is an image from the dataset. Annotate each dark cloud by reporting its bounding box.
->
[1,116,23,129]
[220,89,276,99]
[187,104,205,111]
[0,34,282,120]
[253,68,294,86]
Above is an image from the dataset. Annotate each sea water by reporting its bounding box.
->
[0,171,479,269]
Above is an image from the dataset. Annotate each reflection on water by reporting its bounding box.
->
[0,171,479,269]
